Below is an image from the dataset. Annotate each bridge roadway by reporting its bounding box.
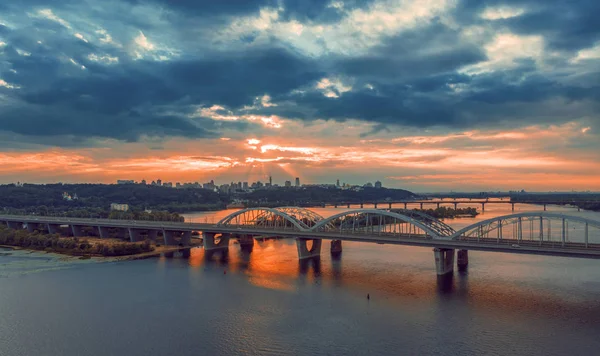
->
[2,213,600,276]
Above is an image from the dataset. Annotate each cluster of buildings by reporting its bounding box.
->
[116,177,383,194]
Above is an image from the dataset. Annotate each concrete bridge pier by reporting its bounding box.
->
[420,203,424,209]
[97,226,110,239]
[7,221,22,230]
[457,250,469,270]
[203,232,230,250]
[454,202,458,209]
[47,224,61,235]
[388,203,392,209]
[511,203,515,212]
[163,230,178,246]
[238,234,255,247]
[347,204,351,208]
[181,231,191,246]
[404,203,408,209]
[436,203,440,208]
[433,248,455,276]
[543,204,547,211]
[296,238,322,260]
[374,203,378,209]
[481,203,485,212]
[71,225,84,237]
[360,203,363,208]
[128,228,145,242]
[330,240,342,256]
[26,222,38,233]
[334,204,338,208]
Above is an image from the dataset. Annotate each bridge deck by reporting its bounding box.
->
[2,214,600,259]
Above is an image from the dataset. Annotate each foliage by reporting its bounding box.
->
[0,183,226,215]
[0,226,154,257]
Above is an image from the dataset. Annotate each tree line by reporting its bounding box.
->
[0,226,154,257]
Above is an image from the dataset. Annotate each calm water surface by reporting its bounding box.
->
[2,203,600,355]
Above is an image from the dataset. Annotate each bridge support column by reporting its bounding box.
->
[437,203,440,208]
[163,230,177,246]
[71,225,84,237]
[26,222,38,233]
[374,203,378,209]
[47,224,61,235]
[433,248,454,276]
[296,238,321,260]
[97,226,110,239]
[543,204,546,211]
[238,234,255,247]
[481,203,485,212]
[511,203,515,212]
[420,203,423,209]
[404,203,408,209]
[7,221,22,230]
[334,204,338,208]
[181,231,191,246]
[388,203,392,209]
[147,229,158,242]
[330,240,342,256]
[128,228,144,242]
[203,232,230,250]
[454,203,458,209]
[347,204,350,208]
[360,203,363,208]
[457,250,468,270]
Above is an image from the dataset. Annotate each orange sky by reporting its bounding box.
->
[1,119,598,192]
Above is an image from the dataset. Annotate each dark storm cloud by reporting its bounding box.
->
[0,0,599,147]
[457,0,600,51]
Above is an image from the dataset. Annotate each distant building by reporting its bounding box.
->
[110,203,129,211]
[285,180,292,187]
[176,182,181,188]
[156,179,162,186]
[243,182,249,190]
[140,179,147,185]
[364,182,373,188]
[295,177,300,187]
[117,180,135,184]
[374,180,382,189]
[336,179,340,187]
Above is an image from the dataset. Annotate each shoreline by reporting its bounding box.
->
[0,243,200,262]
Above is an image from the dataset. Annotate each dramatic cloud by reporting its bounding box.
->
[0,0,598,190]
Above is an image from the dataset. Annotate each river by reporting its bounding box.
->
[2,202,600,355]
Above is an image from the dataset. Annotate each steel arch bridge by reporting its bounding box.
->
[450,212,600,246]
[309,209,454,239]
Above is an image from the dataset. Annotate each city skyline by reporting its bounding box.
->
[0,1,599,191]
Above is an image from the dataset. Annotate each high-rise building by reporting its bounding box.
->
[285,180,291,187]
[295,177,300,187]
[336,179,340,187]
[269,176,272,186]
[156,179,162,186]
[243,182,249,190]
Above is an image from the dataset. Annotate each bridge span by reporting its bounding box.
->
[1,207,600,276]
[324,199,596,211]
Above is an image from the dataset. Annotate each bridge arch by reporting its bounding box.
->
[451,212,600,245]
[217,207,309,231]
[309,209,450,239]
[273,207,328,228]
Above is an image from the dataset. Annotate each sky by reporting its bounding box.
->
[0,0,599,192]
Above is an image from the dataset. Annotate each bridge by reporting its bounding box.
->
[2,207,600,276]
[321,199,596,211]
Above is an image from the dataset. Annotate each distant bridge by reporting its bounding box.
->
[2,207,600,276]
[319,199,596,211]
